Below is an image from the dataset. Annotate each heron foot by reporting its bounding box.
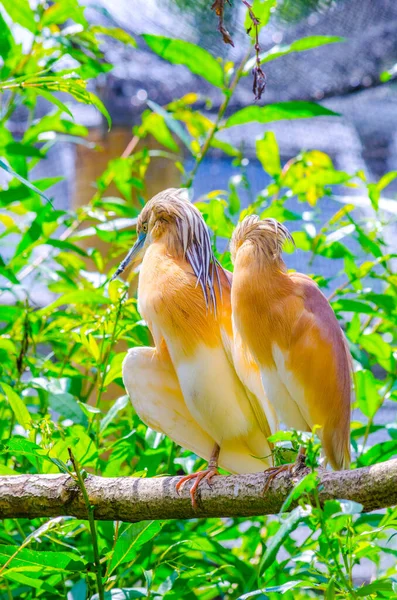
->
[263,463,294,494]
[176,467,220,509]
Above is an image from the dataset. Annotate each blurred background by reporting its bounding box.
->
[6,0,396,298]
[7,0,397,208]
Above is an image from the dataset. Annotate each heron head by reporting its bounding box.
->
[231,216,294,263]
[111,188,222,309]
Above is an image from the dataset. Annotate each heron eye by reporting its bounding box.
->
[142,222,148,233]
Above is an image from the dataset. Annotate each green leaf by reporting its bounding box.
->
[147,101,192,151]
[103,353,127,387]
[355,370,382,419]
[0,545,84,573]
[256,131,281,176]
[4,142,45,158]
[140,112,179,152]
[45,239,88,256]
[1,0,37,33]
[30,89,74,119]
[0,159,53,205]
[244,0,277,37]
[86,91,112,130]
[368,171,397,210]
[224,102,339,128]
[92,590,148,600]
[100,395,129,433]
[38,291,111,314]
[71,217,138,240]
[377,170,397,192]
[41,0,88,27]
[355,580,393,597]
[48,392,88,426]
[240,581,307,598]
[110,521,163,574]
[259,506,311,574]
[211,136,241,157]
[332,299,376,315]
[279,472,319,513]
[143,34,224,88]
[91,26,137,47]
[244,36,344,72]
[359,332,396,373]
[359,441,397,466]
[0,13,15,59]
[2,571,60,593]
[2,383,31,430]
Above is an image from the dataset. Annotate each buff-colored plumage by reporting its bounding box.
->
[119,189,278,480]
[231,216,351,470]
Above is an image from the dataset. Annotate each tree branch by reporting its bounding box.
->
[1,460,396,522]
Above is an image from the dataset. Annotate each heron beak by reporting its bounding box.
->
[110,232,147,281]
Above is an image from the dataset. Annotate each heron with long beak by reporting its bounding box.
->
[113,189,278,507]
[231,216,352,478]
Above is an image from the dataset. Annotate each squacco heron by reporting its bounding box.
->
[231,216,351,479]
[113,189,278,507]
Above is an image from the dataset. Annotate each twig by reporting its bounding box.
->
[211,0,234,46]
[185,47,251,187]
[68,449,105,600]
[242,0,266,100]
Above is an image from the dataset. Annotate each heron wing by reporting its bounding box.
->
[279,274,352,469]
[219,268,279,439]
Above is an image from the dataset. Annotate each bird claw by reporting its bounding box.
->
[263,464,294,495]
[176,467,220,509]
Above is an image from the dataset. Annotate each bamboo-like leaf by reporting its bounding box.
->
[244,35,344,72]
[143,34,224,88]
[256,131,281,176]
[259,506,311,574]
[1,0,37,33]
[109,521,163,574]
[147,101,192,151]
[2,383,31,430]
[92,26,137,47]
[225,102,339,128]
[0,160,53,205]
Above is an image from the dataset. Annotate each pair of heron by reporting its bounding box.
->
[113,188,351,507]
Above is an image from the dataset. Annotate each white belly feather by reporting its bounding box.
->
[174,344,254,444]
[260,344,310,432]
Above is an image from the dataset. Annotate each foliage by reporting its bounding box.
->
[0,1,396,599]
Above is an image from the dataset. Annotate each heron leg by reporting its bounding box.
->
[176,443,220,509]
[263,446,307,494]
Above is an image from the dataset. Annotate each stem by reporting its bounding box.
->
[185,47,252,187]
[359,416,374,458]
[241,0,266,100]
[68,448,105,600]
[314,493,359,599]
[96,292,126,410]
[104,520,120,584]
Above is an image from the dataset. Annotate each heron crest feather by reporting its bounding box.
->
[142,188,224,311]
